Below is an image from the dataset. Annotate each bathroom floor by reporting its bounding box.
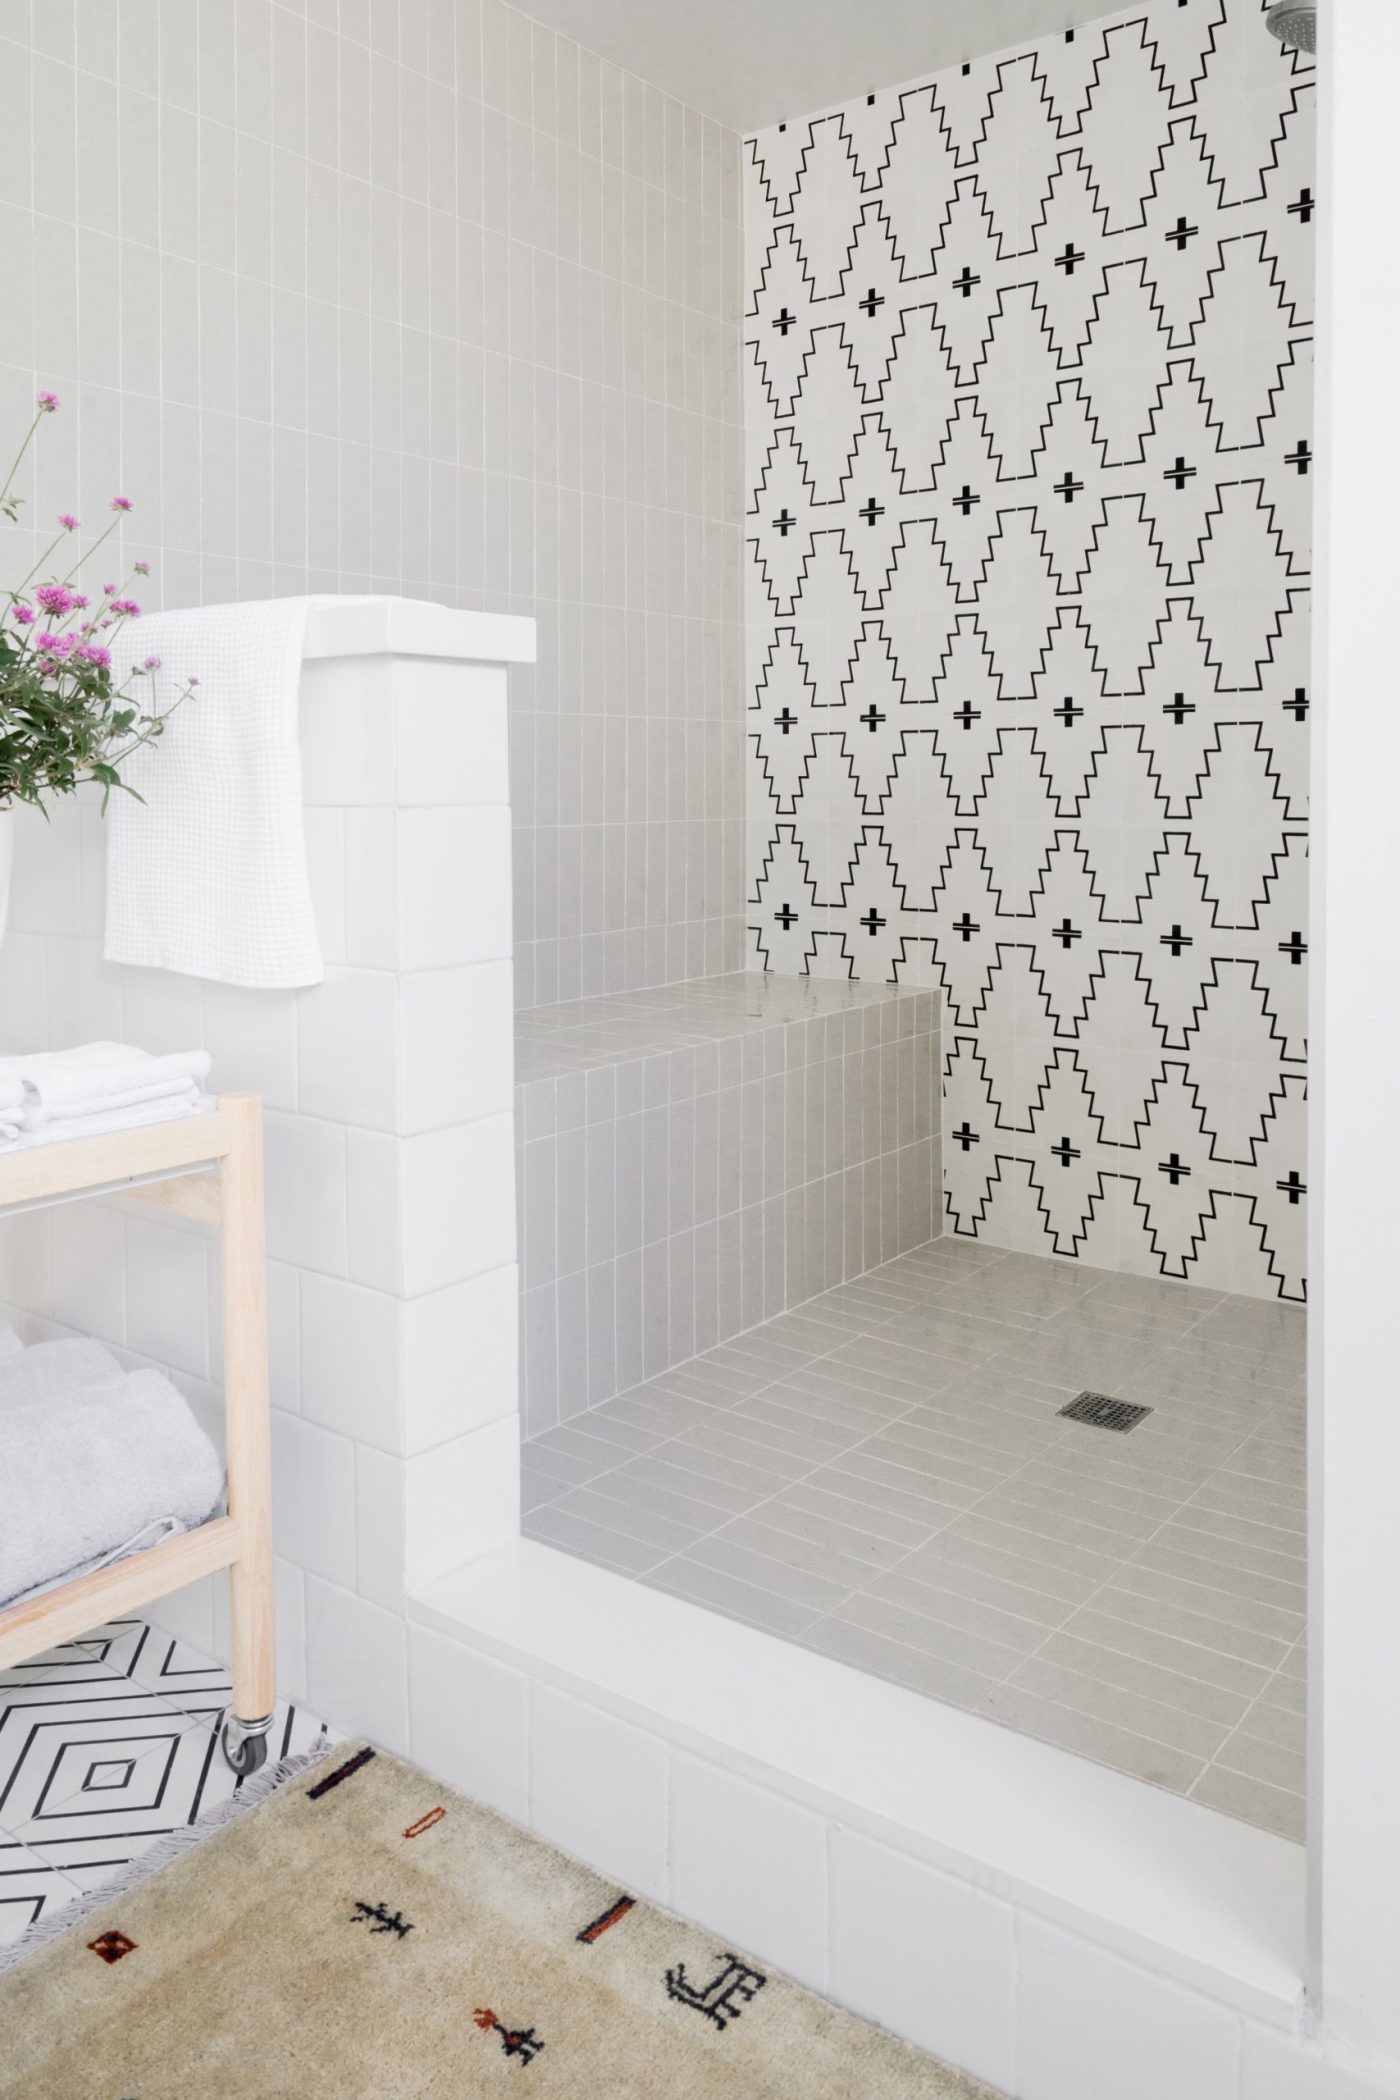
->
[0,1618,325,1947]
[522,1239,1306,1842]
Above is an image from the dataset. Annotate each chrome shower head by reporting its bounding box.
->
[1266,1,1316,54]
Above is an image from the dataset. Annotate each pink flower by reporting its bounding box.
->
[36,391,59,413]
[77,643,111,669]
[103,582,117,595]
[35,582,79,616]
[35,631,75,657]
[57,513,80,531]
[110,597,142,617]
[11,604,35,626]
[71,592,89,609]
[141,653,162,671]
[133,560,150,576]
[108,495,133,512]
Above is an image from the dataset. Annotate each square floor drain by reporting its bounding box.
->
[1059,1391,1153,1433]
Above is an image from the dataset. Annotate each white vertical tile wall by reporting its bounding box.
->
[0,0,748,1016]
[514,981,939,1433]
[0,636,523,1746]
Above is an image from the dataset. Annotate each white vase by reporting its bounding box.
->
[0,804,11,953]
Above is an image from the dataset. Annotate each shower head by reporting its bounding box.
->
[1266,0,1316,54]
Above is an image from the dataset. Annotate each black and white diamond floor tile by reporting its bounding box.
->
[0,1617,327,1946]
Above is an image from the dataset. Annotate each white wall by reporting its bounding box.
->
[0,623,525,1752]
[0,0,746,1013]
[1309,0,1400,2066]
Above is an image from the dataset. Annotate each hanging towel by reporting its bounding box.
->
[105,597,324,990]
[0,1368,225,1605]
[0,1337,121,1405]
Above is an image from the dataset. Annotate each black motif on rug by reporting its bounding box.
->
[351,1898,413,1939]
[475,2008,546,2064]
[665,1953,768,2030]
[307,1746,377,1799]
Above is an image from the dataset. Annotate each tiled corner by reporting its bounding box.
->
[0,1618,327,1945]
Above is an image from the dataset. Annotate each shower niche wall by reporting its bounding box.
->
[518,0,1312,1846]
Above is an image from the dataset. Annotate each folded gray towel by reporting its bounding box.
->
[0,1369,226,1605]
[5,1517,188,1608]
[0,1338,121,1407]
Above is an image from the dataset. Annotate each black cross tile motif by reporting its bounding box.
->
[744,24,1313,1305]
[774,508,796,536]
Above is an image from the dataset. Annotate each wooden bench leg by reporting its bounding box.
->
[221,1094,276,1772]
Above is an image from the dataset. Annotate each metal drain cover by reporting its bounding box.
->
[1059,1391,1153,1433]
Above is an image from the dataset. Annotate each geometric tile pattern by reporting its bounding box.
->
[522,1234,1307,1839]
[743,1,1314,1299]
[0,1621,324,1947]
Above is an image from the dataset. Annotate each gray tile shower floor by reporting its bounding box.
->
[521,1238,1306,1843]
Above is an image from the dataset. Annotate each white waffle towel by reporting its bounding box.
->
[105,598,324,989]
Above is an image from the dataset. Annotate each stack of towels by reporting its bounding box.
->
[0,1041,211,1150]
[0,1320,225,1607]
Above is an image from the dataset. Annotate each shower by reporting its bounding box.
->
[1267,0,1317,51]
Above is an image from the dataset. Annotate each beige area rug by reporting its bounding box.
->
[0,1739,1004,2099]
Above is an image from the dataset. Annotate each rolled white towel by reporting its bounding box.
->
[14,1092,210,1150]
[0,1076,23,1111]
[19,1079,202,1134]
[0,1337,122,1405]
[2,1042,210,1122]
[0,1368,225,1606]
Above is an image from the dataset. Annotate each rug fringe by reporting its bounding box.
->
[0,1731,334,1979]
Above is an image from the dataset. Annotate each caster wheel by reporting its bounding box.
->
[221,1717,270,1778]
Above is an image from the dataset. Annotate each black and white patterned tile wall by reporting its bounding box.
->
[742,0,1313,1301]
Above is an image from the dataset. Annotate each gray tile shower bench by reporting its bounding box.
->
[513,972,939,1434]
